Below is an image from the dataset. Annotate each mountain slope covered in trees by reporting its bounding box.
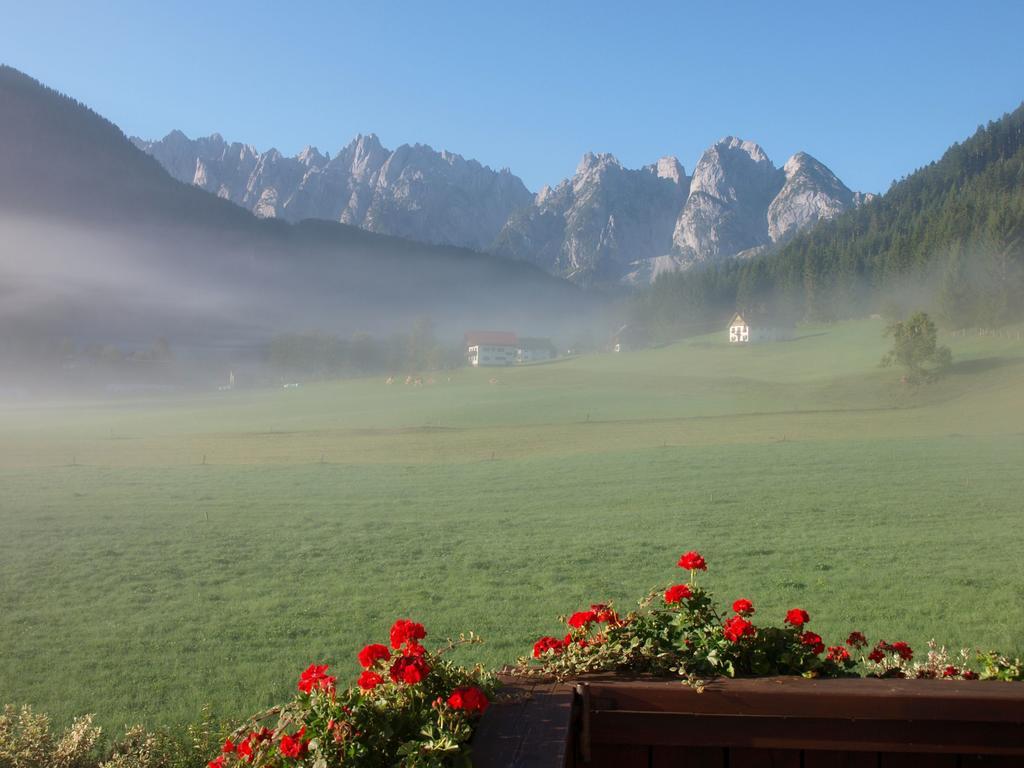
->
[634,104,1024,337]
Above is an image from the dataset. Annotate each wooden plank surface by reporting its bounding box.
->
[471,679,574,767]
[587,711,1024,755]
[581,676,1024,723]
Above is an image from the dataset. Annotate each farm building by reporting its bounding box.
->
[465,331,518,367]
[517,337,557,363]
[728,312,793,343]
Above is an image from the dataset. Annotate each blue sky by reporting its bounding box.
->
[3,0,1023,193]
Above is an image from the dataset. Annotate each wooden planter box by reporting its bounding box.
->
[471,675,1024,767]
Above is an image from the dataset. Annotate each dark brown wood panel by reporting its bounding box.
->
[728,748,801,767]
[878,754,957,767]
[585,744,649,768]
[650,745,726,768]
[803,751,879,768]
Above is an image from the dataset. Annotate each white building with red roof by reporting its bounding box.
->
[464,331,518,367]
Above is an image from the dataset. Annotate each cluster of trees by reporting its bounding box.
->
[267,319,464,378]
[631,103,1024,340]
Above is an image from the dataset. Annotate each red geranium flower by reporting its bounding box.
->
[846,631,868,649]
[664,584,692,604]
[390,654,430,684]
[236,737,254,763]
[221,739,235,754]
[207,758,225,768]
[297,663,335,694]
[390,619,427,649]
[891,641,913,661]
[678,551,707,571]
[942,665,959,678]
[279,727,308,759]
[447,686,489,714]
[827,645,851,662]
[800,631,825,655]
[568,610,597,628]
[532,636,564,658]
[357,643,391,668]
[868,645,885,662]
[358,670,384,690]
[785,608,810,627]
[403,641,426,657]
[590,604,619,624]
[732,598,754,616]
[962,670,978,680]
[723,615,755,642]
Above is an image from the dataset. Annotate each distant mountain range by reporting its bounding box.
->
[136,130,874,286]
[0,66,590,351]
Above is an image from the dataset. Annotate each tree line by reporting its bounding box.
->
[630,103,1024,340]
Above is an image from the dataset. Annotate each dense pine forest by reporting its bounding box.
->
[633,103,1024,337]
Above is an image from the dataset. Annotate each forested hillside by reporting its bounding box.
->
[634,104,1024,337]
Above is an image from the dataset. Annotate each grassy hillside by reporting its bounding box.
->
[1,320,1023,730]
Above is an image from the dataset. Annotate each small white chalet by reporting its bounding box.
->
[728,312,793,344]
[728,313,751,343]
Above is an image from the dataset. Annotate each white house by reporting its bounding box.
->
[728,312,793,344]
[728,313,751,343]
[465,331,518,367]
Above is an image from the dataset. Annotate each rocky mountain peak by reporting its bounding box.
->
[647,156,686,184]
[767,151,854,242]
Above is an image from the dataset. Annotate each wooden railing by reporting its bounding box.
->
[472,675,1024,767]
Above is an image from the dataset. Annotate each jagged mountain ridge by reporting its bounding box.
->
[132,131,532,252]
[137,130,872,287]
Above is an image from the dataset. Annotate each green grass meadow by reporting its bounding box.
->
[2,319,1023,730]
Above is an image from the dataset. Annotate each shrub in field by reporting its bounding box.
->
[207,620,495,768]
[0,704,231,768]
[0,705,100,768]
[520,550,1020,686]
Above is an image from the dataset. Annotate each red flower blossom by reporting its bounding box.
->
[732,598,754,616]
[403,641,427,657]
[846,631,868,649]
[532,636,564,658]
[568,610,597,628]
[800,631,825,655]
[962,670,978,680]
[358,670,384,690]
[891,641,913,661]
[590,604,619,624]
[942,666,959,678]
[826,645,851,662]
[447,686,490,714]
[297,663,335,694]
[784,608,810,627]
[357,643,391,668]
[664,584,692,604]
[236,734,259,763]
[389,654,430,684]
[867,646,885,662]
[390,619,427,649]
[207,758,225,768]
[279,727,308,759]
[723,615,755,642]
[221,739,235,754]
[678,551,707,571]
